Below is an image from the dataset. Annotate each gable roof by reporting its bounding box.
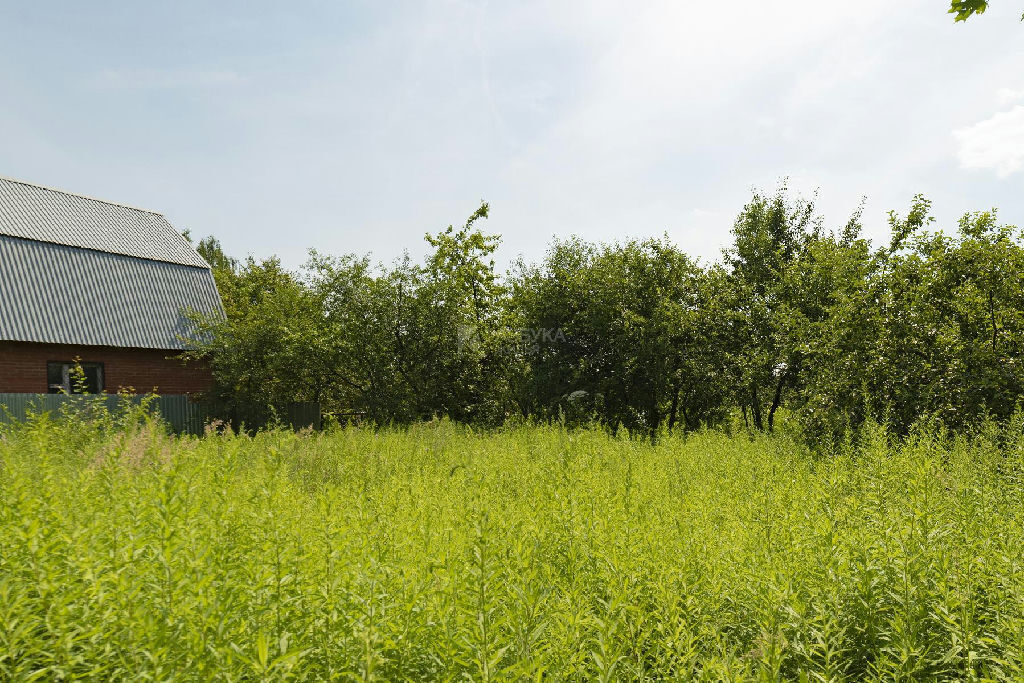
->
[0,176,224,351]
[0,237,223,350]
[0,176,208,268]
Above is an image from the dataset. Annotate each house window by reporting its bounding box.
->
[47,361,105,394]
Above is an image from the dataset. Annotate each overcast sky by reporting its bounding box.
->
[1,1,1022,269]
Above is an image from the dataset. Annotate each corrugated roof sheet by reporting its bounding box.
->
[0,176,208,268]
[0,236,224,350]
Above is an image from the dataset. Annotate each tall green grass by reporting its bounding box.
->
[3,410,1024,680]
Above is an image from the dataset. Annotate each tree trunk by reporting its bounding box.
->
[750,385,764,431]
[649,403,662,442]
[767,366,793,432]
[667,383,681,432]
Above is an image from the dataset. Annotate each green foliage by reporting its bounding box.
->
[188,203,516,428]
[186,190,1024,443]
[949,1,1024,21]
[950,0,990,21]
[798,200,1024,440]
[184,257,328,428]
[513,236,730,435]
[6,414,1024,678]
[68,358,90,395]
[196,235,239,274]
[722,184,821,432]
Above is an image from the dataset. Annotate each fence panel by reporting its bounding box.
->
[151,395,211,435]
[285,401,322,431]
[0,394,320,436]
[0,393,206,435]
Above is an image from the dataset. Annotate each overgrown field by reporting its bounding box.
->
[4,413,1024,680]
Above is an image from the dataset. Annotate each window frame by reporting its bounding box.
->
[46,361,105,395]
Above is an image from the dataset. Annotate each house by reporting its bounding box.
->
[0,176,224,395]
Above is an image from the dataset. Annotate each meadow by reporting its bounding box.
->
[3,410,1024,680]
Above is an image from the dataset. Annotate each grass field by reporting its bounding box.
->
[3,410,1024,680]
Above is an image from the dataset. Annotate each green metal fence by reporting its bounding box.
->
[0,394,320,435]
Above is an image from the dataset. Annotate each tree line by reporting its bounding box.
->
[186,186,1024,441]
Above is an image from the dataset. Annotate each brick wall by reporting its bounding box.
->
[0,341,212,395]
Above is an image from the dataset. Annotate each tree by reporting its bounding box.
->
[786,196,1024,440]
[184,257,326,429]
[782,210,880,442]
[512,236,730,437]
[305,202,514,424]
[722,184,820,432]
[871,204,1024,432]
[196,236,239,275]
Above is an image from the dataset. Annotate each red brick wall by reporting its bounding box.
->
[0,341,212,395]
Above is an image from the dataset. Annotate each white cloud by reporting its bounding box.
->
[87,67,245,90]
[997,87,1024,105]
[954,105,1024,178]
[7,1,1022,267]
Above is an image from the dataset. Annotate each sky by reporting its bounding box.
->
[1,1,1023,270]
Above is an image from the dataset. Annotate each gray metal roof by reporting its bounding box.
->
[0,176,208,268]
[0,236,224,350]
